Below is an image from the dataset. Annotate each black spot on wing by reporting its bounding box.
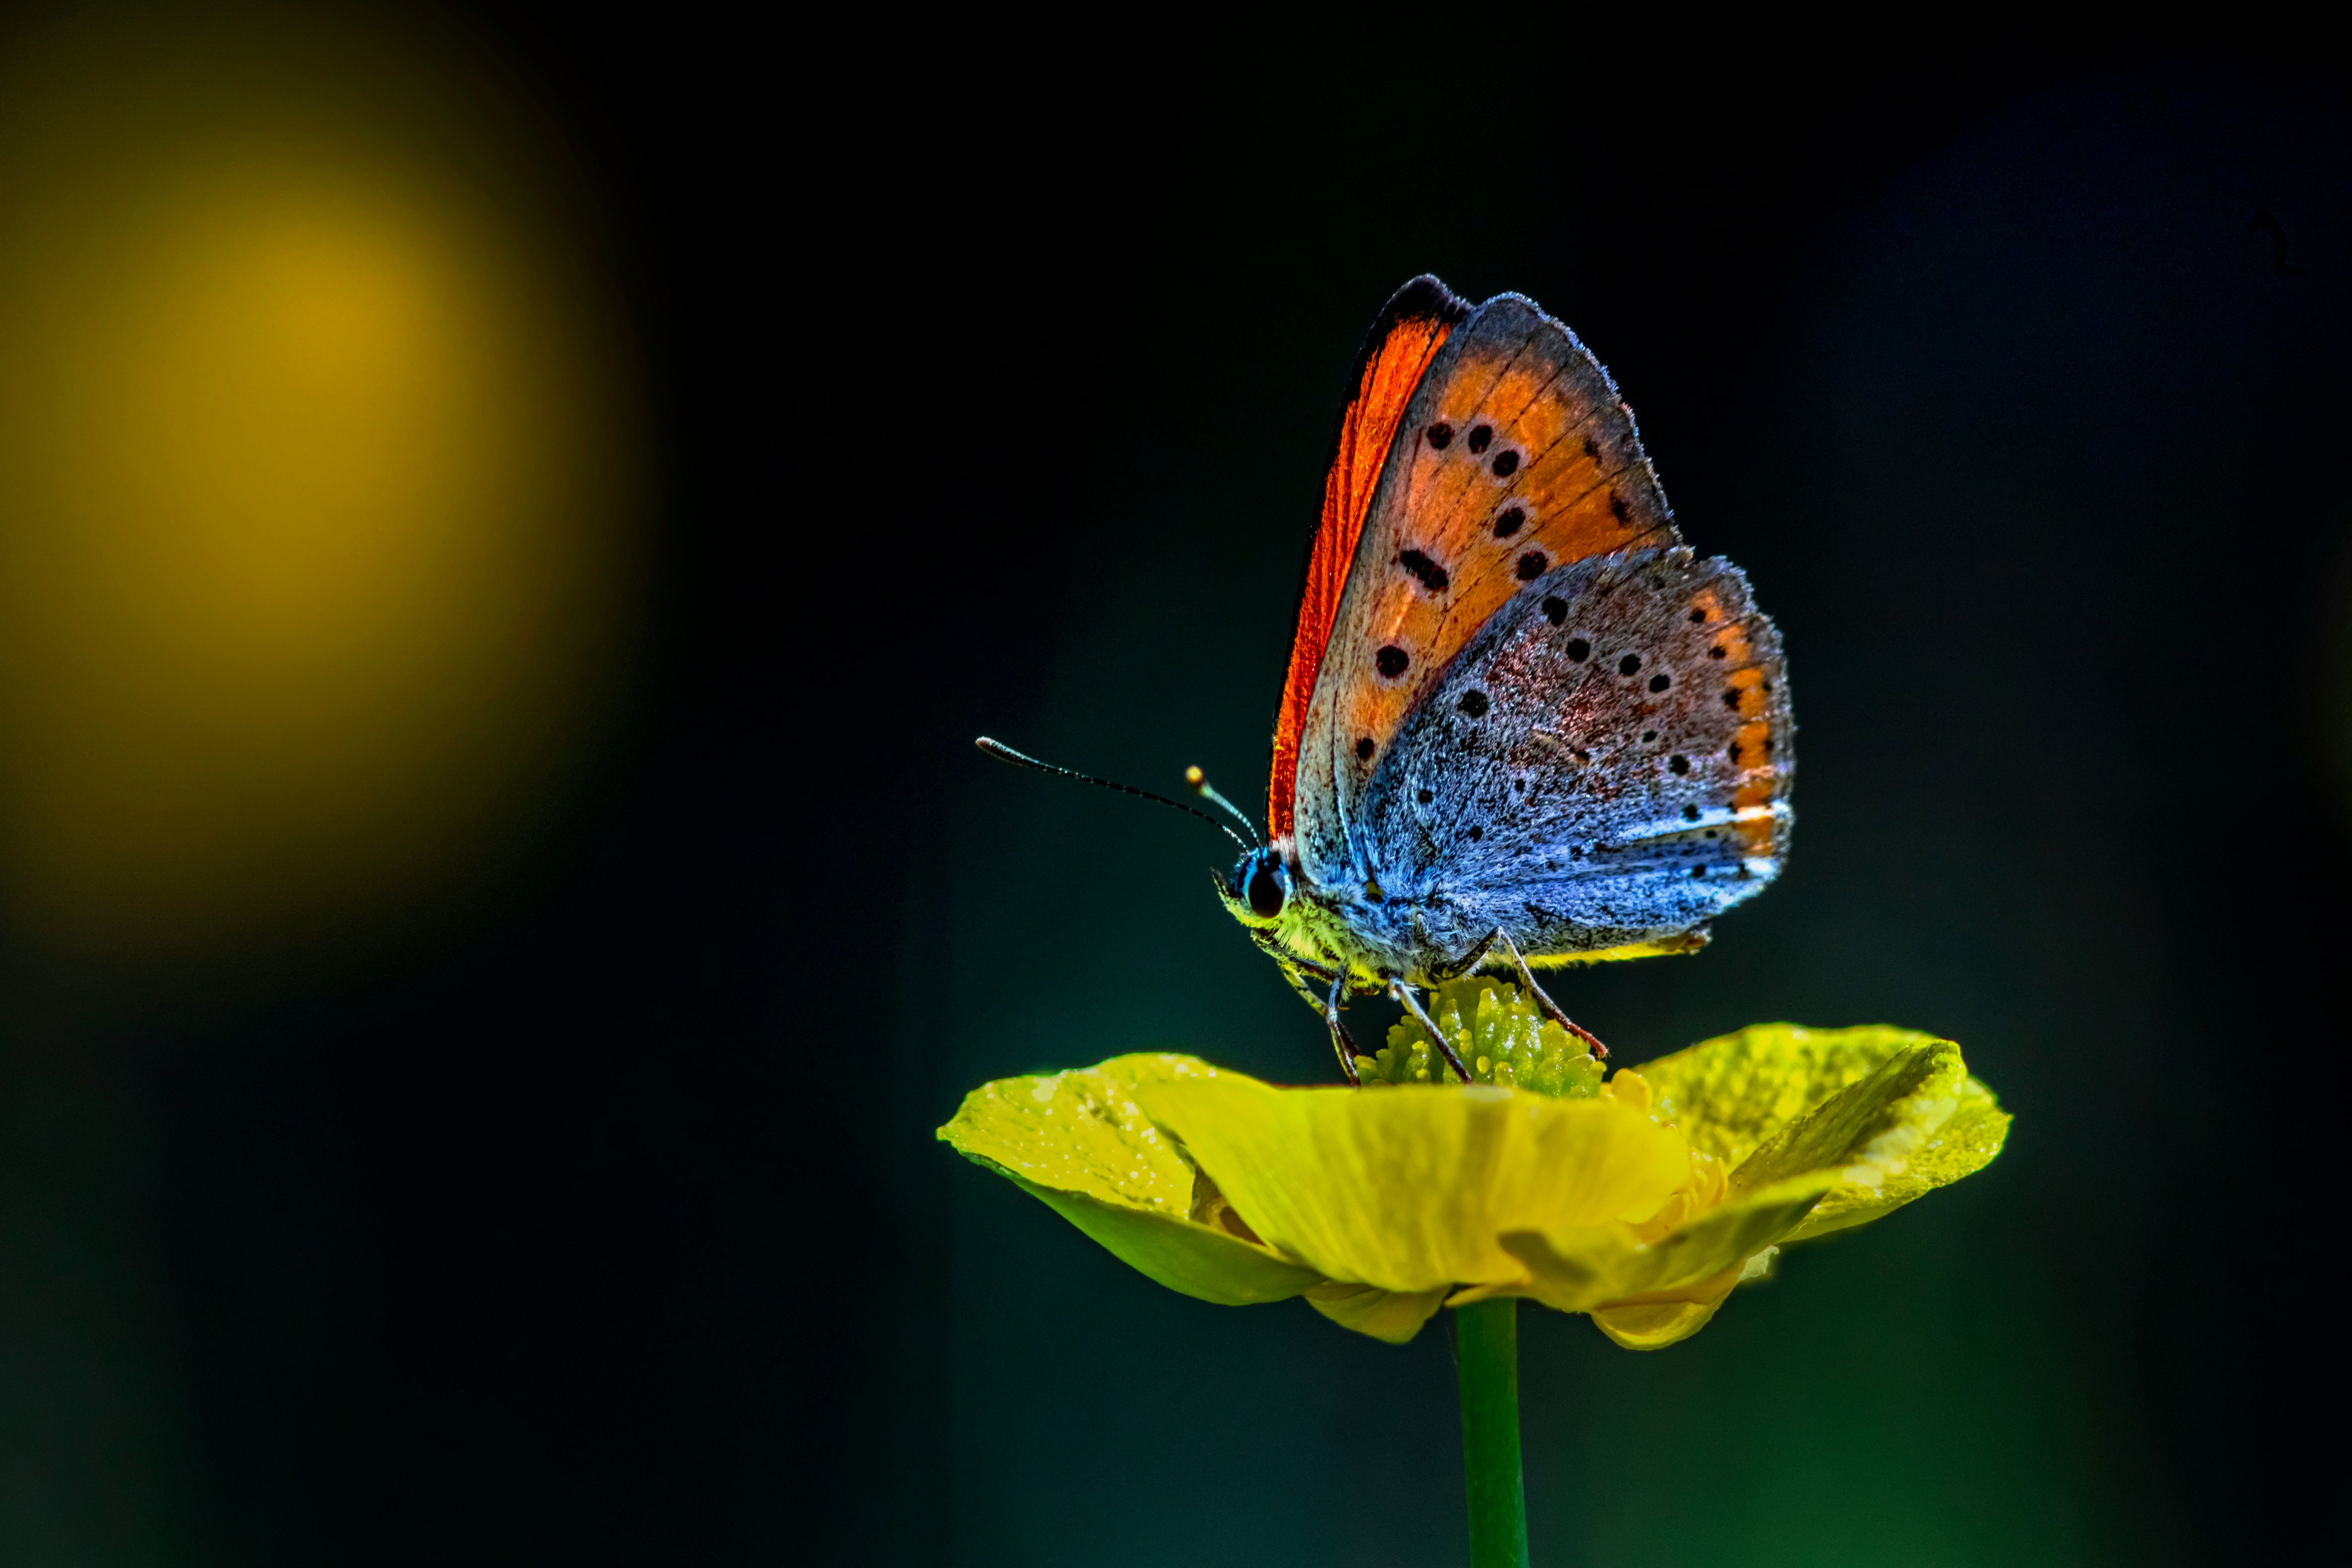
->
[1375,645,1409,679]
[1399,550,1450,592]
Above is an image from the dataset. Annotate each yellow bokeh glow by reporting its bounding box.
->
[0,12,636,950]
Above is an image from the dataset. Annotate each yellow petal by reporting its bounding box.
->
[1132,1074,1690,1293]
[1503,1027,2010,1346]
[1010,1177,1323,1306]
[1304,1281,1452,1344]
[1630,1024,1990,1177]
[938,1055,1324,1306]
[1782,1065,2010,1243]
[1587,1266,1744,1349]
[1706,1031,2009,1239]
[1586,1240,1788,1348]
[1494,1171,1827,1313]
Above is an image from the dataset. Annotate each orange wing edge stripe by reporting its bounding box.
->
[1267,275,1471,841]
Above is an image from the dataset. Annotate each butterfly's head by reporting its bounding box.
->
[1217,844,1293,928]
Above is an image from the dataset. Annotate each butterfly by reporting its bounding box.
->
[982,276,1793,1083]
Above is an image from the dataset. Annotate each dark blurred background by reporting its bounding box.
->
[1,8,2346,1563]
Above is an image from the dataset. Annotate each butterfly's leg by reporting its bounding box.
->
[1389,980,1472,1082]
[1423,928,1499,983]
[1318,970,1365,1086]
[1256,936,1363,1084]
[1493,929,1609,1059]
[1276,956,1363,1085]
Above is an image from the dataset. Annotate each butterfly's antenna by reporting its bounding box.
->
[1183,765,1264,848]
[976,737,1251,854]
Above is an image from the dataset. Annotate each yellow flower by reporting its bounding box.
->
[938,981,2009,1349]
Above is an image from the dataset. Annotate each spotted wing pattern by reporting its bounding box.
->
[1269,276,1471,843]
[1291,292,1679,886]
[1354,547,1794,970]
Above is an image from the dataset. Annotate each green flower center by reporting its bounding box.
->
[1358,978,1604,1097]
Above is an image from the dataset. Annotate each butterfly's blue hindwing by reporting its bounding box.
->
[1273,546,1792,984]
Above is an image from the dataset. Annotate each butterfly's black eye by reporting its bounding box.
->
[1467,424,1494,454]
[1247,862,1286,920]
[1426,423,1454,449]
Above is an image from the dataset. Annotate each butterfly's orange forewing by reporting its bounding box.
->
[1269,277,1471,841]
[1292,294,1682,870]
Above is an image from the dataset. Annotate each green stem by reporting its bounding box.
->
[1456,1297,1530,1568]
